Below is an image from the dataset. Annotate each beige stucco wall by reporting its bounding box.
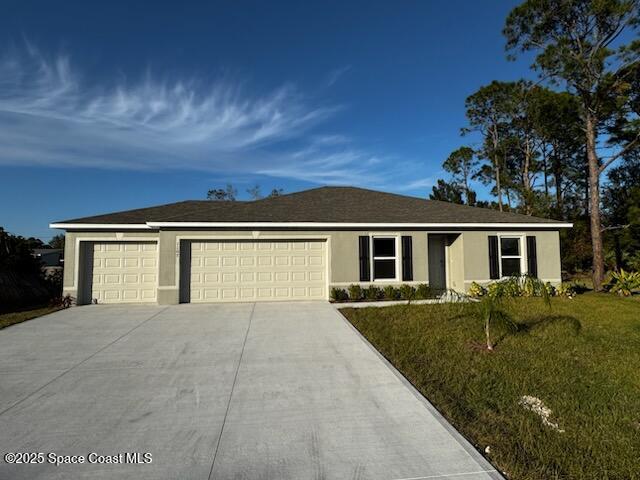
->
[155,230,428,304]
[462,230,562,289]
[61,228,562,303]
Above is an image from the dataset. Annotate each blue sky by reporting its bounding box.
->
[0,0,534,240]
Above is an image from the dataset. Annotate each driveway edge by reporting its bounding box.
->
[334,307,505,480]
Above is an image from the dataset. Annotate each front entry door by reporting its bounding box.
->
[428,235,447,293]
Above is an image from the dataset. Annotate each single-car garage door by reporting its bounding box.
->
[83,242,158,304]
[188,240,326,303]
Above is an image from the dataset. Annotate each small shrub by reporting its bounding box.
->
[398,284,416,300]
[364,286,383,301]
[330,287,348,302]
[503,277,524,297]
[486,282,502,298]
[556,283,577,298]
[383,285,400,300]
[468,282,487,298]
[415,283,432,299]
[348,284,363,301]
[608,269,640,297]
[487,277,522,298]
[544,282,557,297]
[49,294,74,308]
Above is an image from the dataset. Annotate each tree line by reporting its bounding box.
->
[430,0,639,291]
[206,183,283,201]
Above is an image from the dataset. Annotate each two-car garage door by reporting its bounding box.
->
[80,239,327,304]
[187,240,327,303]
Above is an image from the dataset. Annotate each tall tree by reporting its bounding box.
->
[504,0,640,290]
[267,188,284,198]
[528,88,585,217]
[246,184,262,200]
[443,147,478,205]
[602,152,640,268]
[464,81,522,211]
[0,227,43,273]
[429,179,464,204]
[245,185,285,200]
[48,234,65,250]
[207,184,237,201]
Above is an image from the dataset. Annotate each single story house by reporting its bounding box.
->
[32,248,64,278]
[32,248,64,267]
[50,187,572,305]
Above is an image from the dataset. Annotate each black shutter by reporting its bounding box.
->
[527,236,538,278]
[359,236,370,281]
[488,235,499,280]
[401,236,413,281]
[179,240,192,303]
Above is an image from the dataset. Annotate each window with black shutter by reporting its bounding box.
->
[488,235,499,279]
[401,236,413,281]
[358,236,370,281]
[527,236,538,277]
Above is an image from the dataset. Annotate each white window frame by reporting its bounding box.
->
[370,235,400,282]
[498,234,526,278]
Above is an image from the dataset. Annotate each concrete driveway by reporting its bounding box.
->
[0,302,501,480]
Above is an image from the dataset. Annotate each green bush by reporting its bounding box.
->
[483,276,563,300]
[330,287,348,302]
[487,281,505,298]
[398,284,416,300]
[415,283,432,299]
[363,286,383,300]
[556,283,577,298]
[348,284,363,301]
[468,282,487,298]
[521,275,547,297]
[544,282,557,297]
[383,285,400,300]
[607,269,640,297]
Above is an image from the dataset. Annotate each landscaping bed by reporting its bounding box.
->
[341,294,640,480]
[0,306,63,330]
[330,283,440,303]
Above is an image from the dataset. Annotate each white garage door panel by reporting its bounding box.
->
[190,240,326,303]
[92,242,157,303]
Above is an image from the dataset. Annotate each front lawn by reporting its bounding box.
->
[341,294,640,480]
[0,306,62,330]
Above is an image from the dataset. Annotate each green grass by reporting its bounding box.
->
[0,306,62,330]
[341,294,640,480]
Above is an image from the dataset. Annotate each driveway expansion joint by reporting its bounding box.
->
[207,302,256,480]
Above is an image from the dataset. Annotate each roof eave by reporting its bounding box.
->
[50,221,573,229]
[147,221,573,228]
[49,223,153,230]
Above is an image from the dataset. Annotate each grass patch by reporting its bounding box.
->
[0,306,63,330]
[341,294,640,480]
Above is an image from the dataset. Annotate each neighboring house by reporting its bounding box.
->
[50,187,571,305]
[32,248,64,277]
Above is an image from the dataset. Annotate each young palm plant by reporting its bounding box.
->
[479,275,551,351]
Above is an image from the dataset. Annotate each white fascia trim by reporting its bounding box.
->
[49,223,152,229]
[146,221,573,229]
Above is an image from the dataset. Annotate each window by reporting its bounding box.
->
[499,236,522,277]
[372,237,398,280]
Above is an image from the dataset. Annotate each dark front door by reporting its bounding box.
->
[428,235,447,292]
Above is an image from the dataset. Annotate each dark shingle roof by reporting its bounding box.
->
[55,187,564,225]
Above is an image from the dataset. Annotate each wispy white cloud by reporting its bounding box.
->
[0,47,428,191]
[325,65,352,87]
[396,176,436,191]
